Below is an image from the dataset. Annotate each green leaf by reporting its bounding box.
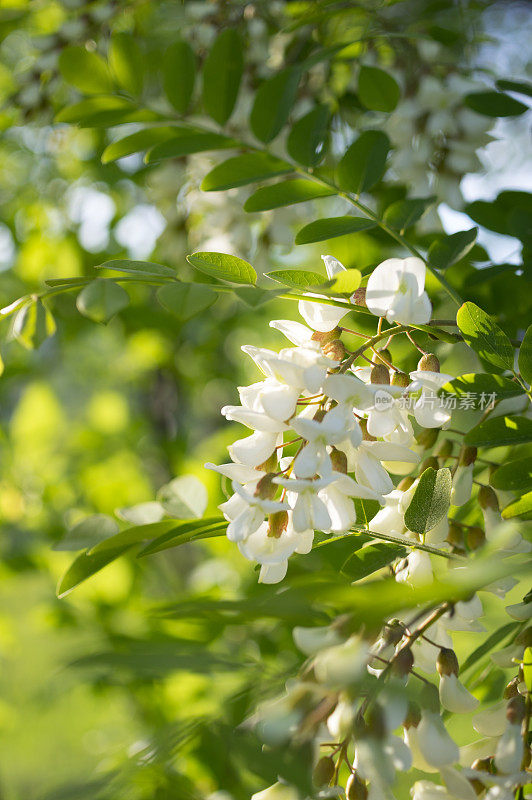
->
[322,268,362,294]
[465,91,528,117]
[76,280,130,324]
[250,66,301,143]
[53,514,119,551]
[490,457,532,492]
[465,416,532,448]
[137,520,227,557]
[12,299,56,349]
[518,324,532,385]
[187,252,256,285]
[201,153,292,192]
[461,622,520,672]
[145,132,238,163]
[341,542,406,580]
[55,97,157,127]
[337,131,390,194]
[295,216,375,245]
[102,127,178,163]
[358,66,400,112]
[97,259,176,277]
[428,228,478,269]
[163,40,195,113]
[286,104,329,165]
[244,179,335,212]
[156,282,216,320]
[456,302,514,371]
[265,269,326,289]
[383,196,436,231]
[403,467,452,537]
[523,647,532,693]
[57,543,137,598]
[108,33,143,96]
[58,45,112,94]
[116,502,165,526]
[496,78,532,98]
[502,491,532,520]
[89,520,183,555]
[202,29,243,125]
[157,475,208,519]
[233,287,281,307]
[440,373,523,401]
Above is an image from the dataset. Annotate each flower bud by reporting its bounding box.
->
[267,511,288,539]
[397,476,415,492]
[313,756,335,787]
[478,485,499,511]
[417,354,440,372]
[323,339,346,361]
[372,348,392,367]
[504,677,520,700]
[346,773,368,800]
[403,702,421,729]
[416,428,439,449]
[446,523,464,548]
[460,446,477,466]
[255,473,278,500]
[313,408,326,422]
[360,419,376,442]
[393,646,414,677]
[311,327,342,345]
[383,619,404,646]
[391,370,410,388]
[258,453,279,473]
[421,456,439,472]
[506,694,526,725]
[436,648,459,677]
[370,364,390,385]
[466,526,485,551]
[436,439,454,458]
[330,447,348,474]
[471,757,494,773]
[351,288,367,307]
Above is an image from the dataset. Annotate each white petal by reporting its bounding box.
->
[298,297,349,332]
[269,319,314,347]
[439,674,479,714]
[322,254,346,279]
[258,561,288,584]
[229,431,279,467]
[417,712,459,767]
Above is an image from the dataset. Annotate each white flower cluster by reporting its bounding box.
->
[207,255,460,582]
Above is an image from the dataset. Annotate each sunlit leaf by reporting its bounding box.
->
[58,45,112,94]
[440,373,523,401]
[76,280,130,324]
[428,228,478,270]
[109,33,144,96]
[295,216,375,244]
[341,542,406,579]
[518,324,532,385]
[465,416,532,448]
[101,127,178,163]
[53,514,119,551]
[265,269,325,289]
[97,259,176,277]
[403,467,452,536]
[456,301,514,371]
[187,252,257,285]
[490,457,532,492]
[244,179,334,212]
[146,131,238,163]
[157,282,216,320]
[383,196,436,231]
[12,299,56,349]
[201,153,292,191]
[501,491,532,520]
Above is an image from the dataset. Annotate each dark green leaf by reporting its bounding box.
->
[403,467,452,536]
[464,416,532,448]
[250,67,300,143]
[490,457,532,492]
[518,324,532,385]
[456,301,514,371]
[12,299,56,349]
[146,132,238,163]
[187,252,256,285]
[97,259,176,277]
[341,542,406,580]
[461,622,520,672]
[502,491,532,520]
[265,269,325,289]
[295,216,375,245]
[337,131,390,194]
[109,33,143,96]
[496,78,532,98]
[383,196,436,231]
[76,280,130,324]
[53,515,119,551]
[89,520,186,555]
[201,153,292,191]
[428,228,478,269]
[202,29,243,125]
[56,97,157,127]
[163,40,195,113]
[286,105,330,165]
[244,179,334,212]
[58,45,112,94]
[358,65,400,112]
[440,373,523,401]
[157,283,216,320]
[101,127,178,163]
[233,287,281,307]
[465,91,528,117]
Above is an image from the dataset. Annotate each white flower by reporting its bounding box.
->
[365,257,432,325]
[395,550,433,586]
[229,430,282,468]
[439,673,479,714]
[408,370,455,428]
[494,721,523,775]
[293,625,343,656]
[473,701,507,738]
[505,600,532,620]
[290,405,351,478]
[415,711,459,768]
[327,694,355,739]
[411,781,462,800]
[242,343,332,395]
[274,475,332,532]
[313,635,369,688]
[298,255,352,332]
[451,465,474,506]
[221,482,287,543]
[318,472,382,533]
[269,319,319,348]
